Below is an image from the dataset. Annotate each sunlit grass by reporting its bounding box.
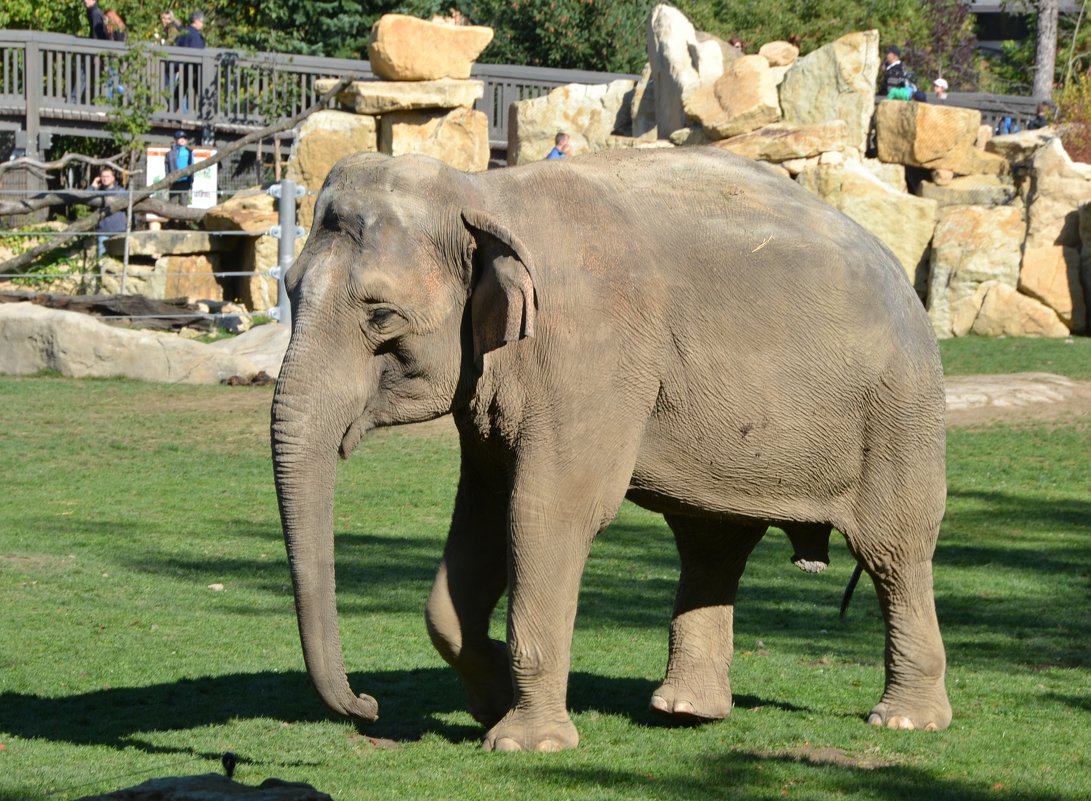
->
[0,361,1088,800]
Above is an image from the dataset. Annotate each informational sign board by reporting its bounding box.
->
[145,145,218,219]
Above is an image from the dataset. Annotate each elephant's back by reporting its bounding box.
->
[491,146,934,366]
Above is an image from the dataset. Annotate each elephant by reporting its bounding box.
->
[270,146,952,752]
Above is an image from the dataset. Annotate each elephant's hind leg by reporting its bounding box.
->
[650,516,766,722]
[842,494,951,731]
[857,554,951,731]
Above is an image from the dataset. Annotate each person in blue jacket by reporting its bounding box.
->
[166,130,194,205]
[545,132,572,159]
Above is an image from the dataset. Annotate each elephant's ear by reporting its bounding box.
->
[461,210,539,372]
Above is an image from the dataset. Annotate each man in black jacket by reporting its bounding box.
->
[174,11,206,48]
[172,11,206,111]
[877,45,908,97]
[83,0,110,40]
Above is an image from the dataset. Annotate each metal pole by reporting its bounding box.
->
[269,180,303,327]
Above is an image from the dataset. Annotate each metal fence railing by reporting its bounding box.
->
[0,181,305,330]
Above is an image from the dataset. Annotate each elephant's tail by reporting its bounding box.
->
[840,562,865,619]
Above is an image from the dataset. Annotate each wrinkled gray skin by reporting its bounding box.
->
[271,147,951,751]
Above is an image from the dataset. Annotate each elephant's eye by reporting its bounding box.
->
[366,305,405,335]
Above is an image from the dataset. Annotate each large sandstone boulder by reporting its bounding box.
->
[203,190,288,312]
[367,14,493,81]
[1019,245,1086,331]
[836,162,937,295]
[379,107,490,171]
[646,4,724,137]
[285,110,377,227]
[779,30,880,152]
[875,101,1009,176]
[105,231,233,258]
[926,204,1024,337]
[1082,203,1091,319]
[0,303,285,383]
[955,281,1070,337]
[507,80,636,165]
[683,55,781,139]
[1023,138,1091,251]
[985,128,1058,165]
[758,40,799,67]
[917,174,1017,207]
[317,78,483,115]
[711,120,847,162]
[73,772,330,800]
[629,64,657,140]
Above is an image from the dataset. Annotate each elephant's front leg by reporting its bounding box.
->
[482,462,632,752]
[426,459,511,728]
[651,516,766,722]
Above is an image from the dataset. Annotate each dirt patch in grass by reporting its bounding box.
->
[762,744,895,769]
[945,374,1091,429]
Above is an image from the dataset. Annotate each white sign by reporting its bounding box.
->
[145,145,218,212]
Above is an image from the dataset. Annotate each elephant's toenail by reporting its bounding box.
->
[536,739,562,752]
[494,738,523,752]
[867,713,883,726]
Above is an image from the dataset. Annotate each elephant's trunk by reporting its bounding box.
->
[271,370,379,724]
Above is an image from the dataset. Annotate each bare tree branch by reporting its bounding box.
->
[1,74,354,276]
[0,152,126,179]
[0,190,205,220]
[133,197,208,222]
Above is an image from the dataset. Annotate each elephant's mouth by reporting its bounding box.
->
[339,416,374,459]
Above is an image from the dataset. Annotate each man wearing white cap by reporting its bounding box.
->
[932,78,949,101]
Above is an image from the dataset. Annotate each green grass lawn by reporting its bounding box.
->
[1,340,1088,800]
[939,335,1091,379]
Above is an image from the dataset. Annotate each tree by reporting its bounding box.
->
[675,0,928,57]
[459,0,653,73]
[904,0,979,92]
[1034,0,1059,99]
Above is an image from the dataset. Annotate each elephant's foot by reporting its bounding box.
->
[649,679,732,723]
[866,689,952,731]
[482,708,579,752]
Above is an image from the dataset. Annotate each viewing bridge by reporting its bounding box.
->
[0,29,634,158]
[1,29,1039,164]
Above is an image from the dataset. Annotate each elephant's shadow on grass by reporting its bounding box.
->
[0,668,804,756]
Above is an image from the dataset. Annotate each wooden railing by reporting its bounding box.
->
[0,30,636,151]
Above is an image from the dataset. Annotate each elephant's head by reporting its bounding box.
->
[270,153,537,723]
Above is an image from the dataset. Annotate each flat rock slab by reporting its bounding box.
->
[945,372,1091,426]
[316,77,483,115]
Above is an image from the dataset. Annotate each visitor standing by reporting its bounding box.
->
[90,165,127,258]
[83,0,110,41]
[172,11,206,111]
[545,132,572,160]
[878,45,909,98]
[174,10,206,48]
[166,131,195,205]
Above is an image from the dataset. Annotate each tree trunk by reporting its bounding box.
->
[1034,0,1059,100]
